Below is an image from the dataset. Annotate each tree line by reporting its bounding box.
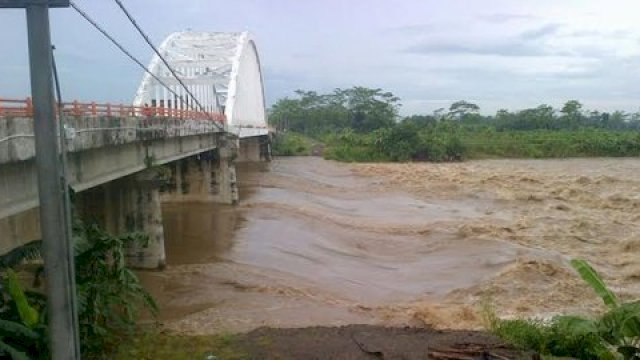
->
[269,87,640,162]
[270,88,640,134]
[269,87,640,161]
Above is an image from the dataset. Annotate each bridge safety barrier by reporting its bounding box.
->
[0,97,226,123]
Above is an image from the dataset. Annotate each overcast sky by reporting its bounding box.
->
[1,0,639,115]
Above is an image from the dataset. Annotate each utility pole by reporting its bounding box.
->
[0,1,80,359]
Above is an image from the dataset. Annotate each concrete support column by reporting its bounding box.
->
[262,136,273,162]
[238,137,261,162]
[174,161,184,195]
[201,154,213,195]
[214,143,239,204]
[104,170,166,269]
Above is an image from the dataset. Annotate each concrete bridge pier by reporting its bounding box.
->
[237,135,272,162]
[101,170,166,269]
[213,143,239,204]
[166,142,239,205]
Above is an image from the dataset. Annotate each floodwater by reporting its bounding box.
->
[140,157,640,334]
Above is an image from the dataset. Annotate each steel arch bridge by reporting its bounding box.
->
[133,31,268,138]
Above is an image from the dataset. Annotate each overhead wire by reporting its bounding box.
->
[69,1,224,131]
[112,0,222,129]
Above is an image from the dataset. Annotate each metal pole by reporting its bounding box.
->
[51,45,81,360]
[25,4,80,359]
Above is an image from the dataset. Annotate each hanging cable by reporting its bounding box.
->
[69,1,224,131]
[112,0,218,124]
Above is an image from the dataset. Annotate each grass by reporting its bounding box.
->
[320,126,640,163]
[462,129,640,159]
[482,305,610,359]
[102,330,247,360]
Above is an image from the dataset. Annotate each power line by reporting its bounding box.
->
[113,0,219,126]
[69,1,224,131]
[69,2,182,108]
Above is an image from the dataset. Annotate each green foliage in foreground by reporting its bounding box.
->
[73,220,158,355]
[271,131,315,156]
[489,259,640,360]
[0,270,47,360]
[0,219,157,359]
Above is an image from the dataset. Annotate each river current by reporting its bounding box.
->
[140,157,640,334]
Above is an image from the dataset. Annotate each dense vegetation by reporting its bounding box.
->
[487,260,640,359]
[269,88,640,161]
[271,131,315,156]
[0,218,156,359]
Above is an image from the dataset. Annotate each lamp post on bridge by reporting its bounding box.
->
[0,1,80,359]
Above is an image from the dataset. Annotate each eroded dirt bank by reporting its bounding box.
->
[140,157,640,334]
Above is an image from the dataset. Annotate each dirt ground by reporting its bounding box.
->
[236,325,526,360]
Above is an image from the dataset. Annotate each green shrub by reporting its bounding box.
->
[73,220,158,355]
[462,129,640,159]
[489,259,640,360]
[0,218,158,359]
[323,123,467,162]
[272,132,314,156]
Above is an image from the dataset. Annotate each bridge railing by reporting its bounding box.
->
[0,97,226,123]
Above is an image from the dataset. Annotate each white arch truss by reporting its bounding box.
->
[133,31,267,137]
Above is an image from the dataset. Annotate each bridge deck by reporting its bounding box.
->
[0,111,224,219]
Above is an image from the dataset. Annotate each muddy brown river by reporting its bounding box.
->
[140,157,640,334]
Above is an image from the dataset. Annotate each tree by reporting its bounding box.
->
[609,111,628,130]
[560,100,584,129]
[448,100,480,120]
[561,100,583,118]
[402,114,437,127]
[268,87,400,135]
[336,87,400,132]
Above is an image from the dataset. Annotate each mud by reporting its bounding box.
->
[141,157,640,334]
[235,324,523,360]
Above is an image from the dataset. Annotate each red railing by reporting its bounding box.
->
[0,97,226,123]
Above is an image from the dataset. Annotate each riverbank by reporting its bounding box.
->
[110,325,525,359]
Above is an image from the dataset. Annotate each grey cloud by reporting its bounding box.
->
[520,23,562,40]
[568,29,632,39]
[405,41,549,57]
[388,23,435,35]
[405,24,568,57]
[480,13,536,23]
